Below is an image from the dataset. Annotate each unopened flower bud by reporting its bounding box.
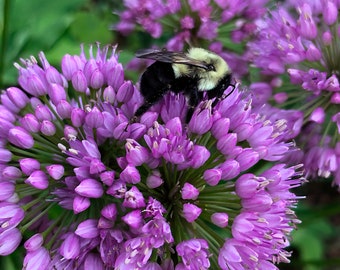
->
[8,127,34,149]
[211,213,228,228]
[181,183,199,200]
[183,203,202,223]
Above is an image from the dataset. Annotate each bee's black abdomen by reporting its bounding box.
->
[139,62,175,98]
[134,62,176,117]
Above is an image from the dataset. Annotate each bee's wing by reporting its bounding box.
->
[136,49,209,70]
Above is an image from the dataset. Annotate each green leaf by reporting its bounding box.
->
[0,0,86,86]
[69,11,113,44]
[289,202,335,270]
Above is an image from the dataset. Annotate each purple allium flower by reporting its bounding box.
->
[248,0,340,186]
[176,239,210,269]
[113,0,270,78]
[114,0,179,38]
[0,44,303,269]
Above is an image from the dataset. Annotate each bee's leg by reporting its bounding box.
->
[224,84,236,98]
[211,75,235,107]
[210,83,236,107]
[134,93,164,118]
[134,101,155,118]
[186,88,201,123]
[123,101,152,133]
[132,87,168,120]
[186,107,195,124]
[122,103,150,133]
[210,87,225,107]
[123,115,138,132]
[214,84,235,107]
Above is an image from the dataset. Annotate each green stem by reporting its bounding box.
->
[302,94,332,125]
[194,219,225,268]
[181,150,223,185]
[162,159,172,187]
[320,119,333,146]
[21,202,57,232]
[20,190,49,211]
[299,93,326,112]
[45,210,75,249]
[200,203,241,212]
[171,212,184,243]
[331,123,340,146]
[0,0,10,86]
[195,219,225,247]
[199,193,239,201]
[199,183,235,193]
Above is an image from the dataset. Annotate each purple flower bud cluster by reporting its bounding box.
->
[114,0,269,78]
[247,0,340,186]
[219,164,302,269]
[115,0,180,38]
[0,44,302,269]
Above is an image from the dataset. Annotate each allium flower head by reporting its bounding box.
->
[114,0,179,38]
[248,1,340,186]
[115,0,270,78]
[0,44,302,269]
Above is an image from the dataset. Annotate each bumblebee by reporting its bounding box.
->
[134,47,234,123]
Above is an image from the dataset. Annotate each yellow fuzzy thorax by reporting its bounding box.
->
[172,48,230,91]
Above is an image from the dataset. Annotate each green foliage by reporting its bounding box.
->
[0,0,115,87]
[285,182,340,270]
[0,246,24,269]
[292,207,333,270]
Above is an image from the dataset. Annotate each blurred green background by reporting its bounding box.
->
[0,0,143,88]
[1,0,340,269]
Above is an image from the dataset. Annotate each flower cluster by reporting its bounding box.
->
[114,0,180,39]
[0,44,302,269]
[114,0,270,78]
[248,0,340,186]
